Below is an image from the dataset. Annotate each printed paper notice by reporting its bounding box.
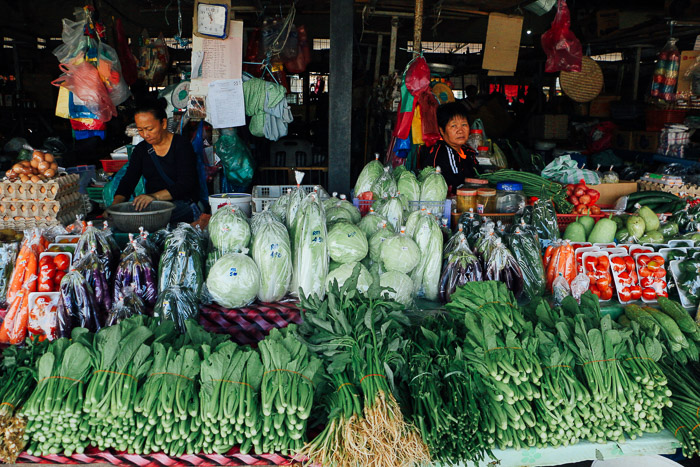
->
[190,20,243,95]
[206,79,245,128]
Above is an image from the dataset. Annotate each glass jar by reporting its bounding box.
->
[467,129,484,151]
[476,188,497,214]
[456,187,478,213]
[463,178,488,190]
[496,182,526,213]
[475,146,491,166]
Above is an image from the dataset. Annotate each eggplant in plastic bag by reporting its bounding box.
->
[114,240,158,307]
[73,248,112,327]
[506,228,545,303]
[58,270,100,336]
[439,238,483,303]
[153,286,199,333]
[73,221,116,282]
[484,238,524,298]
[106,286,146,327]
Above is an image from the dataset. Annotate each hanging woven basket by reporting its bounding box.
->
[431,82,455,104]
[559,56,604,103]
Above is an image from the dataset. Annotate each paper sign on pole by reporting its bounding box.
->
[206,79,245,128]
[190,20,243,96]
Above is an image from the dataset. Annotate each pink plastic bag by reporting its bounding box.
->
[405,57,431,96]
[51,62,117,122]
[541,0,582,73]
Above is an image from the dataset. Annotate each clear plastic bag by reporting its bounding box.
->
[291,193,329,298]
[378,197,404,233]
[439,238,483,303]
[507,228,546,303]
[58,270,99,336]
[483,238,524,298]
[137,32,170,86]
[0,242,19,307]
[53,16,90,64]
[371,166,398,200]
[553,272,571,306]
[540,0,582,73]
[96,42,132,107]
[74,221,116,282]
[543,240,576,292]
[570,272,590,304]
[532,198,560,242]
[51,61,117,122]
[153,286,199,333]
[106,286,146,327]
[114,240,158,307]
[251,216,292,302]
[73,248,111,326]
[158,229,205,296]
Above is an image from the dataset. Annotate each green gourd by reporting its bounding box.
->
[578,216,595,236]
[616,227,630,243]
[639,230,664,244]
[636,204,660,232]
[626,215,646,239]
[587,215,617,244]
[563,221,587,242]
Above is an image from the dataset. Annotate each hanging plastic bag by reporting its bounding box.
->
[405,57,431,96]
[153,286,199,333]
[53,15,91,64]
[106,286,146,327]
[58,270,100,336]
[96,42,131,107]
[215,128,255,187]
[393,83,416,139]
[137,32,170,86]
[540,0,582,73]
[52,61,117,122]
[115,18,138,85]
[651,38,681,101]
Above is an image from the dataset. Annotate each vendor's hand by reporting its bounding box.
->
[132,194,154,211]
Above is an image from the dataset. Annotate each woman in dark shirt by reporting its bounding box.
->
[112,100,200,223]
[419,102,478,193]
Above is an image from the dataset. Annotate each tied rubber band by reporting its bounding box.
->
[477,301,516,311]
[675,425,687,437]
[485,346,522,353]
[359,374,386,384]
[38,375,84,384]
[93,369,137,382]
[692,424,700,433]
[149,372,194,382]
[544,365,571,369]
[583,358,617,365]
[0,402,15,410]
[264,369,314,385]
[212,379,253,389]
[624,357,654,362]
[336,382,354,392]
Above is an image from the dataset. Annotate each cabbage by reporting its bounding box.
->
[251,210,282,236]
[405,209,426,238]
[393,164,407,181]
[329,260,343,272]
[418,166,437,183]
[337,196,361,224]
[354,156,384,195]
[379,271,414,306]
[286,186,306,230]
[380,230,420,274]
[397,171,420,204]
[326,205,355,225]
[270,189,292,224]
[326,262,372,294]
[251,218,292,302]
[369,223,394,262]
[327,221,368,263]
[420,167,448,216]
[208,205,251,254]
[323,192,340,211]
[358,210,386,238]
[409,214,443,300]
[378,197,404,232]
[371,166,398,200]
[206,253,260,308]
[292,194,329,298]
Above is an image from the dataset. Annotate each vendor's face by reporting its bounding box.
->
[135,112,168,145]
[440,116,470,149]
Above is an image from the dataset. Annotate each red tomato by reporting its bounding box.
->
[53,254,70,271]
[619,287,632,302]
[611,257,625,273]
[588,274,597,286]
[630,286,642,300]
[584,257,597,271]
[54,270,66,286]
[617,271,631,285]
[653,268,666,279]
[596,264,609,275]
[598,256,610,269]
[630,271,639,283]
[624,256,635,272]
[597,278,610,289]
[641,277,655,288]
[651,255,665,266]
[639,267,651,278]
[657,289,669,298]
[637,255,651,266]
[600,287,614,301]
[590,285,601,297]
[642,288,657,300]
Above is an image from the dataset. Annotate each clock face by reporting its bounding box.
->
[197,3,228,37]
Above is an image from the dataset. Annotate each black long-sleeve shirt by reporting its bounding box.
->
[419,141,478,192]
[115,134,200,202]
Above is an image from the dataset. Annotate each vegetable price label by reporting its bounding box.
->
[269,243,282,258]
[347,232,356,238]
[229,267,238,276]
[178,251,186,257]
[311,237,324,244]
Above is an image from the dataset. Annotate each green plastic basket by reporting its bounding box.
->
[86,186,105,205]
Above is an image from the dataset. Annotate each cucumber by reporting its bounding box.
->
[657,296,698,334]
[625,304,659,332]
[629,191,680,202]
[643,306,689,348]
[637,197,673,206]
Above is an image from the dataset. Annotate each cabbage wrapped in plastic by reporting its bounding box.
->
[207,252,261,308]
[484,238,524,298]
[393,164,407,180]
[381,228,420,274]
[354,154,384,196]
[326,262,372,294]
[114,240,158,307]
[153,286,200,333]
[270,188,292,224]
[251,209,282,236]
[397,171,420,204]
[371,166,398,200]
[209,205,251,254]
[286,185,307,231]
[405,208,428,238]
[251,217,292,302]
[292,194,329,298]
[328,220,368,263]
[439,238,483,303]
[323,192,341,211]
[506,228,545,303]
[158,229,205,296]
[420,167,447,215]
[337,195,361,224]
[106,286,146,327]
[358,208,386,238]
[379,270,414,306]
[418,166,437,183]
[378,196,404,232]
[410,214,443,300]
[369,221,394,262]
[326,204,355,225]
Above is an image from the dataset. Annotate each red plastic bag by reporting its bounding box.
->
[115,18,138,86]
[51,61,117,122]
[588,121,617,153]
[540,0,582,73]
[284,26,311,73]
[405,57,431,96]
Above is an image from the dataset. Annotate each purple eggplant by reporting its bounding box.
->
[59,270,100,336]
[113,243,157,308]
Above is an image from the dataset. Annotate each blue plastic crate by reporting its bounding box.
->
[66,165,96,194]
[352,198,452,227]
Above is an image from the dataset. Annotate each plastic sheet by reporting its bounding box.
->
[484,238,524,298]
[153,286,199,333]
[114,241,158,307]
[58,270,99,336]
[439,238,483,303]
[251,216,292,302]
[106,286,146,327]
[507,228,546,303]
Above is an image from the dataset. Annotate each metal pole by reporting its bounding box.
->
[413,0,424,55]
[329,0,353,194]
[389,16,399,74]
[632,46,642,100]
[374,34,384,84]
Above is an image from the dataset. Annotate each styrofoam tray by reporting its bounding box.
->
[582,251,614,303]
[610,253,639,304]
[669,239,695,248]
[47,243,76,253]
[39,251,72,271]
[659,247,688,262]
[642,243,670,251]
[629,245,654,257]
[593,243,617,249]
[634,250,669,304]
[670,260,696,310]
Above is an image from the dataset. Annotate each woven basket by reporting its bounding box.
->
[560,56,604,103]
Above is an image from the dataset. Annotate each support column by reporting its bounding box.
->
[329,0,353,194]
[632,46,642,101]
[374,34,384,84]
[389,16,399,74]
[413,0,424,55]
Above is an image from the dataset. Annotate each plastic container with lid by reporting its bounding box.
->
[475,146,492,167]
[467,129,484,151]
[496,182,525,213]
[463,178,488,189]
[476,187,497,214]
[456,186,478,213]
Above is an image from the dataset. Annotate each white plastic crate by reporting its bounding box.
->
[252,185,329,213]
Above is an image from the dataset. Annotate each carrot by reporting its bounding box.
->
[544,245,554,268]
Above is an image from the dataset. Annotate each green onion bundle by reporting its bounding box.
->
[479,169,573,213]
[661,361,700,457]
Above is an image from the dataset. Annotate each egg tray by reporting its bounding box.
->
[637,180,700,198]
[0,204,84,230]
[0,197,82,219]
[0,174,79,200]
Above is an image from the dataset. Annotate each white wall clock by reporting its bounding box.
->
[194,0,231,39]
